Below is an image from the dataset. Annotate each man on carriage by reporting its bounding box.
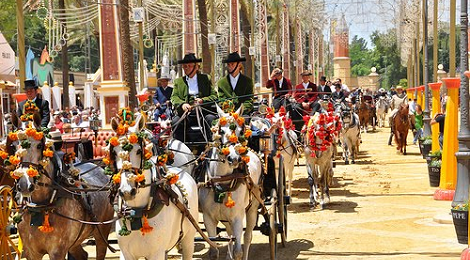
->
[266,68,292,111]
[388,85,409,145]
[217,51,254,116]
[291,70,317,128]
[170,53,218,142]
[17,79,50,127]
[152,75,173,120]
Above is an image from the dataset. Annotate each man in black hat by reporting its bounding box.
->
[311,76,331,114]
[170,53,217,141]
[217,52,253,115]
[17,79,50,127]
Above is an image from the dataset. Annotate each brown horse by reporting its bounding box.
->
[357,96,374,133]
[9,114,114,260]
[393,103,410,155]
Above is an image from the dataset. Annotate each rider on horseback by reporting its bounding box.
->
[388,86,408,145]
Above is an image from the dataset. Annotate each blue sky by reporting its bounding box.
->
[324,0,456,47]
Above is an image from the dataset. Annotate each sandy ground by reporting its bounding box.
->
[35,127,466,259]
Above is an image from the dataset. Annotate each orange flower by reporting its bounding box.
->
[109,137,119,147]
[144,150,152,160]
[9,171,19,180]
[8,132,18,141]
[116,124,127,136]
[128,134,138,144]
[238,146,247,154]
[129,121,136,127]
[38,213,54,233]
[43,149,53,158]
[157,154,168,166]
[9,155,20,165]
[25,128,36,137]
[221,147,230,156]
[0,151,8,160]
[168,175,179,185]
[229,133,238,143]
[241,156,250,164]
[140,215,153,235]
[231,113,239,120]
[27,165,39,178]
[33,131,44,141]
[225,192,235,208]
[219,117,227,126]
[237,117,245,126]
[244,129,252,138]
[135,173,145,183]
[112,172,121,184]
[103,157,111,165]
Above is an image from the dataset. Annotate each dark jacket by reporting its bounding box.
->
[18,98,50,127]
[331,91,345,102]
[153,86,173,107]
[266,77,292,98]
[217,74,254,115]
[170,73,217,116]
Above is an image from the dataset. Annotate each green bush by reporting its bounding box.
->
[429,160,442,168]
[453,202,469,211]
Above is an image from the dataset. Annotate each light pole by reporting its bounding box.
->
[423,0,431,137]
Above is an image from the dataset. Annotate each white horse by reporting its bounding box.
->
[340,109,361,164]
[252,109,298,197]
[303,113,337,209]
[375,96,390,128]
[108,114,198,260]
[199,105,263,260]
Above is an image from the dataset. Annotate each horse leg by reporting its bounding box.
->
[203,214,220,260]
[93,224,112,260]
[351,143,356,164]
[180,230,196,260]
[230,218,244,260]
[306,163,318,207]
[48,250,69,260]
[342,140,349,165]
[147,251,166,260]
[403,133,407,155]
[67,246,88,260]
[243,200,259,260]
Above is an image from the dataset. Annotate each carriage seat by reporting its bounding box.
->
[61,131,115,159]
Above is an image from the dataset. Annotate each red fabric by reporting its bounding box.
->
[293,82,318,103]
[266,77,292,97]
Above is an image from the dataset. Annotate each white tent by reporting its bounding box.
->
[0,32,16,82]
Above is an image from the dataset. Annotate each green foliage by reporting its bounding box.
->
[398,79,408,88]
[453,202,469,211]
[350,36,373,77]
[429,150,442,157]
[429,160,442,168]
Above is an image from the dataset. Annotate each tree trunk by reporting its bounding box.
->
[119,0,138,109]
[197,0,211,74]
[240,1,252,78]
[59,0,69,108]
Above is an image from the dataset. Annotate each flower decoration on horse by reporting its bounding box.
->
[211,106,252,164]
[303,110,341,157]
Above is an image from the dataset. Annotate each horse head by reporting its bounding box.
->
[8,113,55,199]
[108,109,154,203]
[209,104,251,176]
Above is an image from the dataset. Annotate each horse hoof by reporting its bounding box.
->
[352,160,355,164]
[345,160,349,165]
[403,152,407,155]
[333,162,336,168]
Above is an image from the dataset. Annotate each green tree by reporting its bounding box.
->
[349,35,372,76]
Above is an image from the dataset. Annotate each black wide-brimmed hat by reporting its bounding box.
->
[300,70,313,76]
[222,52,246,63]
[178,53,202,64]
[320,76,327,81]
[24,79,38,90]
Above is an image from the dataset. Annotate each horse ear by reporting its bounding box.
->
[111,117,120,132]
[136,114,145,132]
[11,112,20,129]
[33,113,42,129]
[235,104,244,116]
[215,103,224,117]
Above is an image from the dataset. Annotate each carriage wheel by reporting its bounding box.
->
[269,188,278,260]
[0,185,19,260]
[277,157,287,247]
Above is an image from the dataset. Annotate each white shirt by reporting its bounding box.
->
[229,73,240,90]
[278,77,284,89]
[302,82,309,90]
[319,85,326,92]
[186,74,199,95]
[341,83,350,93]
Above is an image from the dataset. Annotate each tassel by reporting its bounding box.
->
[225,192,235,208]
[118,219,131,236]
[140,215,153,235]
[38,213,54,233]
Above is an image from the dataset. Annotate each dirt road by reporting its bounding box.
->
[81,128,464,259]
